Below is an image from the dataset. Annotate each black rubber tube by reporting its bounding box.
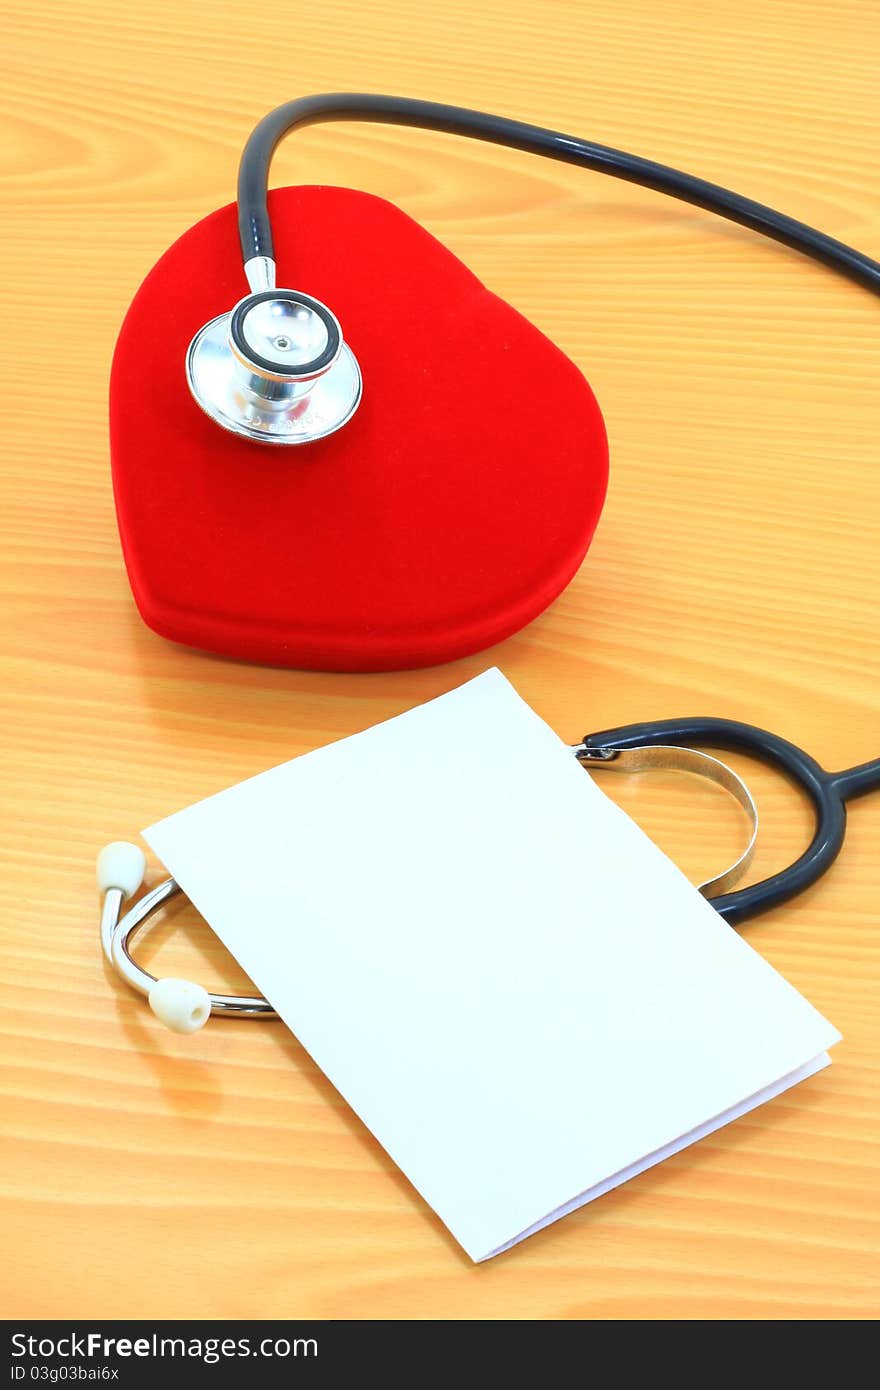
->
[238,93,880,295]
[580,717,851,926]
[831,759,880,802]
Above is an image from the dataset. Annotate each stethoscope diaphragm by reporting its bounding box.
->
[186,285,362,444]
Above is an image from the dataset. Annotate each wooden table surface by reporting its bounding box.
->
[2,0,878,1321]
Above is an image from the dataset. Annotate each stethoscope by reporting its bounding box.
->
[106,96,880,1032]
[99,716,880,1034]
[186,93,880,444]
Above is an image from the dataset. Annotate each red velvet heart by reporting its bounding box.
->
[110,186,608,671]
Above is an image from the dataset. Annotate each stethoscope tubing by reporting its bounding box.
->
[237,94,880,296]
[580,717,880,925]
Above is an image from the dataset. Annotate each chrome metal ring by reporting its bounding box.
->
[229,288,341,378]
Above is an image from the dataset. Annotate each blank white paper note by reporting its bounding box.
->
[144,669,839,1261]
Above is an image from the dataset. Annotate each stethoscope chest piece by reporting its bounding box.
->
[186,282,362,444]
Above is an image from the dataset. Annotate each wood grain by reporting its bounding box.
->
[1,0,878,1320]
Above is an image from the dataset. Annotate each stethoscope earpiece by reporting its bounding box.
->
[186,260,362,445]
[97,843,276,1033]
[97,841,147,900]
[147,977,212,1035]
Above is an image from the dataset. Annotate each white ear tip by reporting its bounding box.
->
[97,842,146,898]
[148,978,212,1034]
